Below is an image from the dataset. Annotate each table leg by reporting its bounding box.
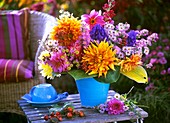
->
[136,119,139,123]
[135,118,144,123]
[140,118,144,123]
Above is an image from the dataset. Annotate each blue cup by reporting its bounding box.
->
[30,84,58,102]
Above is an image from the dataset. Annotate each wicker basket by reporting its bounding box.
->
[0,11,56,115]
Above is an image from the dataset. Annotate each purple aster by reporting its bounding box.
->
[164,46,170,51]
[90,24,109,41]
[160,70,166,75]
[145,83,155,91]
[167,68,170,74]
[148,77,151,82]
[145,86,150,91]
[158,57,167,64]
[162,38,169,43]
[156,46,162,50]
[126,30,137,46]
[157,51,164,57]
[106,98,125,115]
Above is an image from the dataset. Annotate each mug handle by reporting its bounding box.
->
[29,86,36,95]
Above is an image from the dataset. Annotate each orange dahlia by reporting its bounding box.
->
[81,41,118,77]
[119,54,142,72]
[50,15,82,47]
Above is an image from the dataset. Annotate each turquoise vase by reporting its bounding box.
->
[75,78,110,107]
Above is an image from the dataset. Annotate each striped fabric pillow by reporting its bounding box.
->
[0,8,30,59]
[0,59,34,83]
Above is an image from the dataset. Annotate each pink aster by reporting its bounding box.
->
[106,98,125,115]
[46,51,70,73]
[81,9,105,30]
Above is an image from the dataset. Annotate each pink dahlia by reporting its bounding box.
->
[81,9,105,30]
[106,98,125,115]
[46,51,71,73]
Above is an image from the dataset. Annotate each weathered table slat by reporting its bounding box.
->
[18,90,148,123]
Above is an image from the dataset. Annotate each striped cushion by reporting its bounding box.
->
[0,59,34,83]
[0,8,30,59]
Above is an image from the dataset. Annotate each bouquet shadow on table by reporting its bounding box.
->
[46,74,77,94]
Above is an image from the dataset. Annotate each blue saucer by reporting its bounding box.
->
[21,92,68,107]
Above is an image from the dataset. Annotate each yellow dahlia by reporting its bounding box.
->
[119,54,142,73]
[50,15,82,47]
[39,63,53,79]
[81,41,118,77]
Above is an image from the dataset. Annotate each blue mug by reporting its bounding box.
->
[30,84,58,102]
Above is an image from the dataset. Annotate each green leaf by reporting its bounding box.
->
[121,66,148,84]
[94,66,120,83]
[68,69,97,80]
[49,102,73,114]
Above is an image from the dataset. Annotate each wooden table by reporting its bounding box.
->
[17,90,148,123]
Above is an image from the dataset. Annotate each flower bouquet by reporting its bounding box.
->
[38,0,158,107]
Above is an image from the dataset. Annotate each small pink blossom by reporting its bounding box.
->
[97,104,107,113]
[140,29,149,36]
[128,111,135,116]
[114,46,121,53]
[151,50,157,55]
[146,63,153,68]
[150,58,157,64]
[123,105,129,111]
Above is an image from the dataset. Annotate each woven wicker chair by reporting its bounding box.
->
[0,11,56,115]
